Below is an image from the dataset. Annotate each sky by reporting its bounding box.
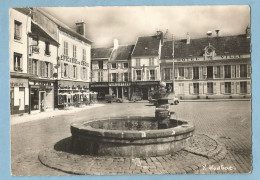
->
[41,6,250,48]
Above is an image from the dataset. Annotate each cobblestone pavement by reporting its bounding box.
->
[11,101,252,175]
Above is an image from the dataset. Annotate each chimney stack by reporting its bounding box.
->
[186,32,190,44]
[114,39,119,49]
[75,20,86,36]
[215,30,220,37]
[206,31,212,38]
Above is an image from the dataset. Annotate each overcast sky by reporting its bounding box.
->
[41,6,250,48]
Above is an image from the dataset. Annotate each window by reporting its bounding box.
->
[98,61,103,69]
[124,63,128,68]
[136,58,140,66]
[64,63,68,77]
[240,64,247,77]
[45,42,50,55]
[45,62,49,77]
[225,82,231,94]
[112,73,117,82]
[64,41,68,56]
[32,59,37,75]
[207,66,213,79]
[83,67,86,80]
[82,49,86,61]
[73,65,77,78]
[240,82,247,94]
[136,70,141,80]
[98,72,103,82]
[164,68,172,80]
[193,67,199,79]
[150,70,155,80]
[73,45,77,58]
[193,83,199,94]
[149,58,154,66]
[124,73,128,81]
[13,53,22,71]
[112,63,116,69]
[215,66,221,78]
[207,82,213,94]
[179,67,184,78]
[14,20,22,40]
[224,65,231,78]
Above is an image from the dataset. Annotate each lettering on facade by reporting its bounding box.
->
[176,55,242,62]
[30,81,53,87]
[10,82,24,87]
[109,82,130,87]
[59,55,89,67]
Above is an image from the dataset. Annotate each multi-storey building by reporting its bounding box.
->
[9,8,32,115]
[131,33,162,100]
[169,30,251,99]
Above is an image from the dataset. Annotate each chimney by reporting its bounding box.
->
[246,26,251,39]
[215,30,220,37]
[186,32,190,44]
[206,31,212,38]
[114,39,119,49]
[75,20,86,36]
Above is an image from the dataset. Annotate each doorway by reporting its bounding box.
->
[142,87,148,100]
[40,91,46,112]
[19,87,25,111]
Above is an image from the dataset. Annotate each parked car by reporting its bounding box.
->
[105,95,123,103]
[169,97,179,105]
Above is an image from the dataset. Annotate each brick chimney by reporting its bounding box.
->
[186,32,190,44]
[75,21,86,36]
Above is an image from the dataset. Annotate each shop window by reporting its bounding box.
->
[64,41,68,56]
[225,82,231,94]
[73,65,77,78]
[14,20,22,40]
[45,62,49,77]
[179,67,184,78]
[32,59,38,75]
[98,61,103,69]
[207,82,213,94]
[13,53,22,71]
[240,64,247,77]
[31,88,39,110]
[150,70,155,80]
[64,63,68,77]
[193,83,199,94]
[124,63,128,68]
[82,49,86,61]
[149,58,154,66]
[111,63,116,69]
[193,67,199,79]
[73,45,77,58]
[136,70,141,80]
[98,71,103,82]
[124,73,128,81]
[215,66,221,78]
[164,68,172,80]
[240,81,247,93]
[112,73,117,82]
[207,66,213,79]
[136,58,140,66]
[224,65,231,78]
[45,42,50,56]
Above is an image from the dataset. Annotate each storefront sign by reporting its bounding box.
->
[109,82,131,87]
[91,82,109,87]
[59,55,89,67]
[29,81,53,87]
[10,82,24,87]
[132,81,160,86]
[10,78,28,87]
[175,54,248,62]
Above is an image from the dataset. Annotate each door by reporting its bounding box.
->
[142,87,148,100]
[40,91,46,112]
[19,88,25,111]
[118,87,122,98]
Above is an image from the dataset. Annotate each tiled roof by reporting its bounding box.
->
[91,48,113,59]
[132,36,161,57]
[161,34,250,59]
[110,45,135,61]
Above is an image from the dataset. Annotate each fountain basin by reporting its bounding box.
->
[71,116,195,157]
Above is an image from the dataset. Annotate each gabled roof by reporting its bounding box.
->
[132,36,161,57]
[110,45,135,61]
[161,34,250,59]
[91,48,113,59]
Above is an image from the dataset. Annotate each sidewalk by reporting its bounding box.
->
[11,104,105,125]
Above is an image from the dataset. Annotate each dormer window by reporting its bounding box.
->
[204,44,216,60]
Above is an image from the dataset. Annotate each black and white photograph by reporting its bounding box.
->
[10,5,251,175]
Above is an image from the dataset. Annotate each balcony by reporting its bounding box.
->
[14,67,23,72]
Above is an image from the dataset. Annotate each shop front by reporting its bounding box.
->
[108,82,131,100]
[29,79,55,113]
[90,82,109,100]
[55,80,90,108]
[10,77,29,115]
[131,81,160,100]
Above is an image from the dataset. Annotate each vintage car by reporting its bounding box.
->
[105,95,123,103]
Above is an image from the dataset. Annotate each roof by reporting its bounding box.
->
[91,48,113,59]
[161,34,250,59]
[31,21,59,46]
[110,45,135,61]
[35,8,92,44]
[13,8,32,17]
[132,36,161,57]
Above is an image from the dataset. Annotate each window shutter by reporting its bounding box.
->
[68,65,71,78]
[61,63,64,78]
[170,68,173,80]
[247,81,251,94]
[77,66,80,79]
[81,67,83,80]
[231,82,235,94]
[203,83,207,94]
[220,82,225,94]
[146,69,149,80]
[236,82,240,94]
[199,67,203,79]
[247,64,251,78]
[189,83,193,94]
[213,66,217,76]
[133,70,136,81]
[190,67,193,79]
[184,67,188,79]
[42,62,45,77]
[213,83,217,94]
[108,73,111,82]
[236,65,240,78]
[203,66,207,77]
[155,69,157,80]
[50,63,53,78]
[220,66,224,78]
[121,73,123,82]
[199,83,203,94]
[175,68,178,78]
[28,58,33,74]
[231,65,236,78]
[116,73,118,82]
[101,71,103,82]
